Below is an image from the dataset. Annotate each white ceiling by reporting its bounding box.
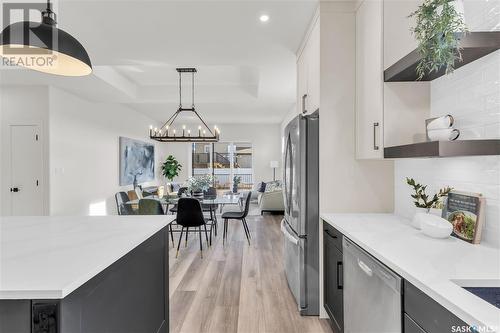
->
[0,0,318,124]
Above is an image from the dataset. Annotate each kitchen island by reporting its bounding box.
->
[0,215,175,333]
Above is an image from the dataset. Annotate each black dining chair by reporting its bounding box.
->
[115,192,135,215]
[221,191,252,245]
[175,198,210,259]
[202,187,218,235]
[169,187,189,214]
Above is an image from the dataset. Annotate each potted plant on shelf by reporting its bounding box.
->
[187,175,214,198]
[232,176,241,194]
[161,155,182,182]
[406,178,452,225]
[409,0,468,80]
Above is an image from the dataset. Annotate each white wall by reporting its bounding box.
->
[49,87,170,216]
[394,3,500,248]
[216,123,282,182]
[0,86,50,215]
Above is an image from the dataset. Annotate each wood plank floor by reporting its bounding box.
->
[169,214,332,333]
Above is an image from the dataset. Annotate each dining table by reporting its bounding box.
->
[125,193,244,245]
[124,193,243,211]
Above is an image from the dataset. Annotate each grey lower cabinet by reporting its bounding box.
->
[323,223,343,333]
[404,281,471,333]
[0,227,169,333]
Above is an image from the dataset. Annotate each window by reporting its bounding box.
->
[191,142,253,191]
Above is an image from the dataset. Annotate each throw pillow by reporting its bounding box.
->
[265,181,282,193]
[257,181,266,193]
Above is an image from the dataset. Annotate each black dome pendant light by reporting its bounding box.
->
[0,0,92,76]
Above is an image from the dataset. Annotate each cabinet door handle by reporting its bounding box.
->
[302,94,308,114]
[373,122,380,151]
[337,261,343,289]
[324,229,337,239]
[10,187,20,193]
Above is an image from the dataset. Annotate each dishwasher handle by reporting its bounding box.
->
[358,259,373,277]
[343,237,401,293]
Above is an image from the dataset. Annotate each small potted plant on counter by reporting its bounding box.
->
[406,178,452,227]
[187,175,214,198]
[409,0,468,80]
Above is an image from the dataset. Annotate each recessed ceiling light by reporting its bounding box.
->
[259,14,270,23]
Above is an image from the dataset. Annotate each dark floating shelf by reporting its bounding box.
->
[384,32,500,82]
[384,140,500,158]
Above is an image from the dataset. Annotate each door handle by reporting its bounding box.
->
[281,219,299,245]
[373,122,380,151]
[337,261,343,289]
[10,187,20,193]
[302,94,308,114]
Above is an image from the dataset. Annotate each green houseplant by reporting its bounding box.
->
[409,0,468,80]
[406,177,452,210]
[232,175,241,193]
[161,155,182,182]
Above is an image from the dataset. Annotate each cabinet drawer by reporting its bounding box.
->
[323,222,343,252]
[404,314,426,333]
[404,281,469,333]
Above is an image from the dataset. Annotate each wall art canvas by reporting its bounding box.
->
[119,137,155,186]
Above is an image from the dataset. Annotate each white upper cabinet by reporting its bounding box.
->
[306,20,320,114]
[383,0,421,70]
[297,16,320,116]
[355,0,384,159]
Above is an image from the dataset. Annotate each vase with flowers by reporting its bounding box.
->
[187,175,214,198]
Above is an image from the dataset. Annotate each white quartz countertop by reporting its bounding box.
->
[321,213,500,332]
[0,215,174,300]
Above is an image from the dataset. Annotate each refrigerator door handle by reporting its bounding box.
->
[281,219,299,245]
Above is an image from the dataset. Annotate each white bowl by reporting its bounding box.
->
[420,214,453,239]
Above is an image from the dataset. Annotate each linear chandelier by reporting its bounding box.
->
[149,68,220,143]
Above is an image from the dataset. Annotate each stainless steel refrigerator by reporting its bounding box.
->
[281,111,319,315]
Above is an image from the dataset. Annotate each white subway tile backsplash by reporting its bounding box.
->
[395,45,500,247]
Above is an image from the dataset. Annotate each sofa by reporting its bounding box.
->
[255,181,285,214]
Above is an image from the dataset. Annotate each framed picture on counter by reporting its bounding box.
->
[444,191,485,244]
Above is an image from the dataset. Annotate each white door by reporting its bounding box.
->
[10,125,44,215]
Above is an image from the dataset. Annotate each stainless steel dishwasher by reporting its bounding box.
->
[343,238,402,333]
